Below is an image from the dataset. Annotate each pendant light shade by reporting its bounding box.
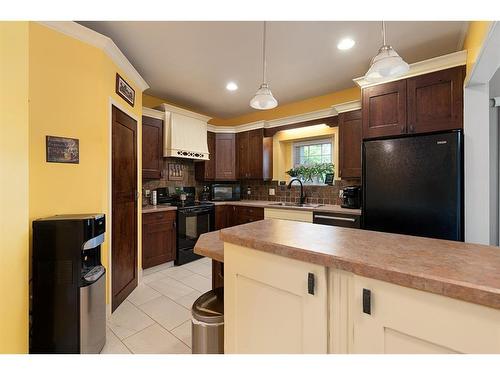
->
[250,22,278,110]
[250,83,278,110]
[365,22,409,83]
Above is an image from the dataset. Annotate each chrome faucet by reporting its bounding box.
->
[287,178,306,205]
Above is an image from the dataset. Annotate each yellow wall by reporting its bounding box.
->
[463,21,493,81]
[210,87,360,126]
[28,23,143,309]
[0,21,30,354]
[144,87,360,127]
[143,92,212,118]
[272,125,339,182]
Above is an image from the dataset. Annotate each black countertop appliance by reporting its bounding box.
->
[31,214,106,353]
[341,186,362,209]
[362,130,463,241]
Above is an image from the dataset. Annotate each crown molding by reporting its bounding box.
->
[37,21,149,91]
[156,103,211,122]
[353,50,467,89]
[207,106,341,134]
[142,107,165,120]
[266,107,337,128]
[332,100,362,114]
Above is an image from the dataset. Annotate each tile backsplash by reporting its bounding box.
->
[142,158,203,205]
[142,158,360,206]
[240,179,361,206]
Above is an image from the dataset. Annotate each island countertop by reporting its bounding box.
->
[218,219,500,310]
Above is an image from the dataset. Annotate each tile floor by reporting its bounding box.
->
[101,257,212,354]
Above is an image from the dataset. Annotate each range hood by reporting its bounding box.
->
[157,103,210,160]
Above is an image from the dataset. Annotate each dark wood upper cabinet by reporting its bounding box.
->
[142,211,176,269]
[237,129,273,180]
[142,116,163,179]
[362,66,465,140]
[215,133,237,180]
[339,109,362,179]
[362,80,407,139]
[236,131,249,179]
[407,66,465,134]
[195,131,216,181]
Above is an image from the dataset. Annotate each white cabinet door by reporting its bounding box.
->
[264,208,313,223]
[350,275,500,354]
[224,243,327,353]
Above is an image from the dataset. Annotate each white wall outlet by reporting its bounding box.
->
[269,188,275,196]
[339,189,343,198]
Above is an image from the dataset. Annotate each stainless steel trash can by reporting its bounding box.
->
[191,287,224,354]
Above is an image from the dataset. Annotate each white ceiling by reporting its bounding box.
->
[79,21,467,118]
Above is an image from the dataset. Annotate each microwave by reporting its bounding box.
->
[211,184,241,201]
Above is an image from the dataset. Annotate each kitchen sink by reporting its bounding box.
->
[268,202,323,208]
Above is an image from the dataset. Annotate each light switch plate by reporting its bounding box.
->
[269,188,275,196]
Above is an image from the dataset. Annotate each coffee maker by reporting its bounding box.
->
[341,186,362,209]
[31,214,106,353]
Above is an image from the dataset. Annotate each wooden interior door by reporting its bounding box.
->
[112,105,138,312]
[339,109,362,178]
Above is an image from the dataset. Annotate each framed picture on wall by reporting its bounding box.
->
[46,136,79,164]
[115,73,135,107]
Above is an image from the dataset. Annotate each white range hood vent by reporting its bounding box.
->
[157,103,210,160]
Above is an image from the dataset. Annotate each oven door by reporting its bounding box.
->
[176,207,214,265]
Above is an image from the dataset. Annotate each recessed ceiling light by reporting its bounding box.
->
[226,82,238,91]
[337,38,355,51]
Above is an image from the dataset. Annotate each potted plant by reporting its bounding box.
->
[286,163,334,184]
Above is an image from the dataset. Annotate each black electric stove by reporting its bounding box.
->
[172,187,215,265]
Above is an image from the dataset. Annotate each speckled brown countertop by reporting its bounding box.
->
[142,204,177,213]
[211,200,361,216]
[219,219,500,310]
[194,231,224,262]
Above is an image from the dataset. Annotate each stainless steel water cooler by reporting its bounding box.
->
[31,214,107,354]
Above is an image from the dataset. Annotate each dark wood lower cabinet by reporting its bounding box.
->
[215,204,265,229]
[212,260,224,289]
[142,211,176,269]
[234,206,264,225]
[215,205,228,230]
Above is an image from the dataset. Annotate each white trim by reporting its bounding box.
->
[466,22,499,87]
[207,107,339,134]
[266,107,337,128]
[107,97,142,317]
[38,21,149,91]
[156,103,211,122]
[142,107,165,120]
[353,50,467,89]
[332,100,362,114]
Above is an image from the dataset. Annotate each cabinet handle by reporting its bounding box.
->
[308,273,315,295]
[363,288,371,315]
[314,215,356,222]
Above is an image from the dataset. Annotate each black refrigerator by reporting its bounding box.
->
[362,130,464,241]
